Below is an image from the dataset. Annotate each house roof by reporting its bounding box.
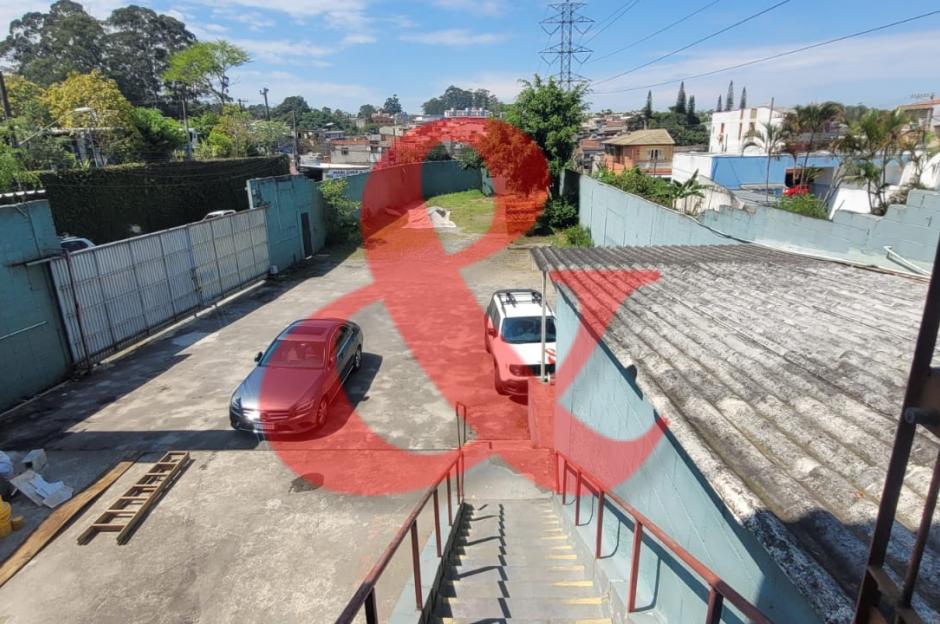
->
[602,128,675,146]
[899,99,940,110]
[531,244,939,622]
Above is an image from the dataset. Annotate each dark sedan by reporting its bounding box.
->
[230,318,364,434]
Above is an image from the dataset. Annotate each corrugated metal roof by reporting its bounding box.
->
[532,244,939,619]
[602,128,675,146]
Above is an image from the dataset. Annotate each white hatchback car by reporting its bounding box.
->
[484,289,557,395]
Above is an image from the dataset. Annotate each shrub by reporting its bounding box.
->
[320,178,361,244]
[557,225,592,247]
[777,193,828,219]
[595,166,674,207]
[541,198,579,230]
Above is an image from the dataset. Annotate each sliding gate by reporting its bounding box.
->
[49,209,270,365]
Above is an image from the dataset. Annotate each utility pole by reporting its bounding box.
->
[259,87,270,120]
[236,98,247,110]
[180,86,192,161]
[0,70,18,148]
[540,1,593,91]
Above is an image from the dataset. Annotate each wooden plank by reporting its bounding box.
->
[0,456,137,588]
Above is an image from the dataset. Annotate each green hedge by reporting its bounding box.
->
[40,156,289,243]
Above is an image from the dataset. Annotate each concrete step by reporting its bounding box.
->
[444,564,588,583]
[440,579,599,599]
[452,553,584,567]
[454,541,575,553]
[435,596,608,620]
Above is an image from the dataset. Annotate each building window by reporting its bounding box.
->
[649,148,662,161]
[341,147,349,155]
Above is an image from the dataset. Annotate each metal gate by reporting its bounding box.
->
[49,209,270,364]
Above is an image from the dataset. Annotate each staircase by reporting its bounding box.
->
[432,499,612,623]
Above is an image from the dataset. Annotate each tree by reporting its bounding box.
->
[163,41,250,108]
[785,101,843,185]
[716,95,723,113]
[687,95,697,123]
[726,81,735,111]
[669,170,706,211]
[0,1,105,86]
[674,82,687,115]
[383,94,402,114]
[131,107,186,162]
[43,70,141,163]
[744,121,795,194]
[739,87,747,110]
[272,95,311,122]
[358,104,377,119]
[422,85,502,115]
[505,75,586,194]
[643,90,653,120]
[836,109,910,214]
[0,143,40,191]
[103,6,195,107]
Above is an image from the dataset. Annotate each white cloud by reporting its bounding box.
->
[229,68,378,111]
[231,38,334,62]
[400,29,508,46]
[342,34,377,45]
[587,29,940,111]
[203,23,228,34]
[189,0,369,20]
[437,72,525,102]
[429,0,509,16]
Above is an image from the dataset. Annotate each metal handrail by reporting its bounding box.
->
[555,450,775,624]
[336,450,465,624]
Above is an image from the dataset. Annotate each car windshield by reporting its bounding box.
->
[501,317,556,344]
[61,240,87,252]
[259,339,326,369]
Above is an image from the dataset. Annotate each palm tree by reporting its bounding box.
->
[785,102,843,188]
[744,121,793,196]
[836,109,910,214]
[670,170,707,212]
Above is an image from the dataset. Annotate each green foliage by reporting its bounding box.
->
[505,75,586,192]
[595,166,675,207]
[426,144,451,161]
[423,86,502,115]
[648,110,706,146]
[643,91,653,120]
[299,107,355,132]
[0,144,40,191]
[541,198,578,230]
[131,107,186,162]
[456,146,484,170]
[358,104,377,119]
[383,94,402,114]
[777,193,828,219]
[320,178,361,244]
[163,40,250,106]
[272,95,311,122]
[39,157,288,243]
[555,225,592,248]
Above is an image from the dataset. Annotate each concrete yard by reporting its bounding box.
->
[0,233,550,623]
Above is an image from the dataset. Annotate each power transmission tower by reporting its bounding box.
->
[540,1,593,90]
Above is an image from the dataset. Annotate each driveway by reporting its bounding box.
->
[0,239,550,624]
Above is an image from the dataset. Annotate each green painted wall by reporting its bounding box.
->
[0,201,72,412]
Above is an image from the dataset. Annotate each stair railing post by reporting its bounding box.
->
[433,489,442,558]
[364,588,378,624]
[411,521,423,610]
[705,587,724,624]
[595,491,605,559]
[446,471,453,526]
[628,520,644,612]
[575,470,583,525]
[561,459,568,504]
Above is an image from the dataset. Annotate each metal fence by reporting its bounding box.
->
[49,209,270,365]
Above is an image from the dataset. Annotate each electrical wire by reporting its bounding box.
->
[592,0,790,85]
[592,8,940,94]
[588,0,724,64]
[582,0,642,45]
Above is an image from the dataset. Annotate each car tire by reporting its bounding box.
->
[493,362,507,395]
[353,346,362,372]
[314,398,329,429]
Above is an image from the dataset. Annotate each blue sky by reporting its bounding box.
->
[3,0,940,113]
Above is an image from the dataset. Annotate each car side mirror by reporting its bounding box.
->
[254,352,263,363]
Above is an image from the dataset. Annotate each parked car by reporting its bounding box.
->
[484,289,557,395]
[202,210,236,221]
[229,318,364,434]
[59,236,95,253]
[784,184,810,197]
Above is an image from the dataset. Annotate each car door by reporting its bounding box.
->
[484,302,497,350]
[334,325,354,381]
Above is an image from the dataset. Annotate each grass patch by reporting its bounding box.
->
[425,189,494,234]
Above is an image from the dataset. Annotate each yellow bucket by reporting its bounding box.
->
[0,500,11,539]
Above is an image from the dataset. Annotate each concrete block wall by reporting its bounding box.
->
[553,290,822,624]
[0,201,72,411]
[699,190,940,271]
[579,176,738,248]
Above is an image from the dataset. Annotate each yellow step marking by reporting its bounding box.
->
[547,554,578,560]
[553,580,594,587]
[561,597,604,605]
[539,535,568,540]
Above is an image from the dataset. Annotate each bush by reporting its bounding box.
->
[595,166,674,207]
[557,225,592,247]
[777,193,828,219]
[541,198,578,229]
[320,178,361,245]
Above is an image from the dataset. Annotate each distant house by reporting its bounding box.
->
[602,129,675,176]
[709,106,788,153]
[574,138,604,173]
[329,137,388,167]
[443,108,492,119]
[898,99,940,139]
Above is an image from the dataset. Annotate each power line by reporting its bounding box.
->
[589,0,723,64]
[582,0,641,45]
[592,8,940,94]
[592,0,790,85]
[540,1,594,90]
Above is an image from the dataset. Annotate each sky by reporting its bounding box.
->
[2,0,940,114]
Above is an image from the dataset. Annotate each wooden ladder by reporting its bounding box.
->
[77,451,190,545]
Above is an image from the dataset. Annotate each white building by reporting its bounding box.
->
[709,106,787,154]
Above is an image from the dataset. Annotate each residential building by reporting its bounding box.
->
[601,128,675,176]
[329,137,388,166]
[574,137,604,172]
[899,98,940,139]
[709,105,787,153]
[443,108,492,119]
